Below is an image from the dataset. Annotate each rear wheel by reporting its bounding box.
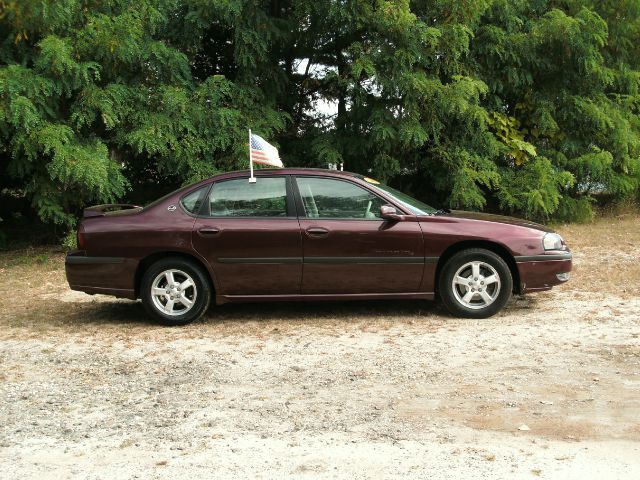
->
[141,257,211,326]
[438,248,512,319]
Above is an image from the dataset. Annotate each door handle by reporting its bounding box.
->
[197,227,221,237]
[305,227,329,238]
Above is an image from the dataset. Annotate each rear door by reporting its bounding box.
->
[192,175,302,296]
[294,176,425,294]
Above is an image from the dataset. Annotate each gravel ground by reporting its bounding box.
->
[1,216,639,479]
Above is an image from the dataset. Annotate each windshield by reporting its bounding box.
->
[366,180,437,215]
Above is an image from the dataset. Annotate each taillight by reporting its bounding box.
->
[77,224,86,250]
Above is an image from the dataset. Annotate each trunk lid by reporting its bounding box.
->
[83,204,143,218]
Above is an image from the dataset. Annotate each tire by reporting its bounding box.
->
[140,257,212,326]
[438,248,513,319]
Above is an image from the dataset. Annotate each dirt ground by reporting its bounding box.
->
[0,215,639,479]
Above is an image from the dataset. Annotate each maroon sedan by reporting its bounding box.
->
[65,168,572,325]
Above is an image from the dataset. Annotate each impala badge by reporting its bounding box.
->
[167,205,177,212]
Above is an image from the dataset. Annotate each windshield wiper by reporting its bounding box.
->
[434,208,451,215]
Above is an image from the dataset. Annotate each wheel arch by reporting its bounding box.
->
[435,240,521,294]
[135,251,216,298]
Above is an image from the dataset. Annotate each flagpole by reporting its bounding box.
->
[248,129,256,183]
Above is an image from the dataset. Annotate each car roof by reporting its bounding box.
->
[216,168,364,180]
[187,168,368,189]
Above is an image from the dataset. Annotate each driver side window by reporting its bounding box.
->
[295,177,386,219]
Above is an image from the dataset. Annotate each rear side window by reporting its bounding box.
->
[295,177,386,219]
[180,186,208,214]
[207,177,288,217]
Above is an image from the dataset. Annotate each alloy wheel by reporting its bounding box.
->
[451,261,501,310]
[150,269,198,316]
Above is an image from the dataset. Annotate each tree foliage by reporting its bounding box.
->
[1,0,639,229]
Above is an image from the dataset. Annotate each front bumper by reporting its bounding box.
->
[65,250,138,299]
[515,251,572,293]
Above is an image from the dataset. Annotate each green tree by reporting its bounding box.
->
[1,0,639,233]
[473,0,640,219]
[0,0,285,228]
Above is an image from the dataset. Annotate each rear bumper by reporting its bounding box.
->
[515,251,572,293]
[65,250,137,299]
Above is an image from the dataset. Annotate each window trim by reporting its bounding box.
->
[292,175,404,221]
[196,175,296,219]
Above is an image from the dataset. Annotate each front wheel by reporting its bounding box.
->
[438,248,513,319]
[141,257,211,326]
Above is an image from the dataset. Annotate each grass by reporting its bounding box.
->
[556,213,640,298]
[0,246,63,268]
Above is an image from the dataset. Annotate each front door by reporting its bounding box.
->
[192,176,302,296]
[294,176,424,294]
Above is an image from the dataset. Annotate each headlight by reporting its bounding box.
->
[543,232,564,251]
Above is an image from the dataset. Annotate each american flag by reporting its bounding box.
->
[250,133,283,168]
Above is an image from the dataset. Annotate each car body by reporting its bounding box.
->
[65,168,572,324]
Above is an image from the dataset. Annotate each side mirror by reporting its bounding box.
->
[380,205,405,222]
